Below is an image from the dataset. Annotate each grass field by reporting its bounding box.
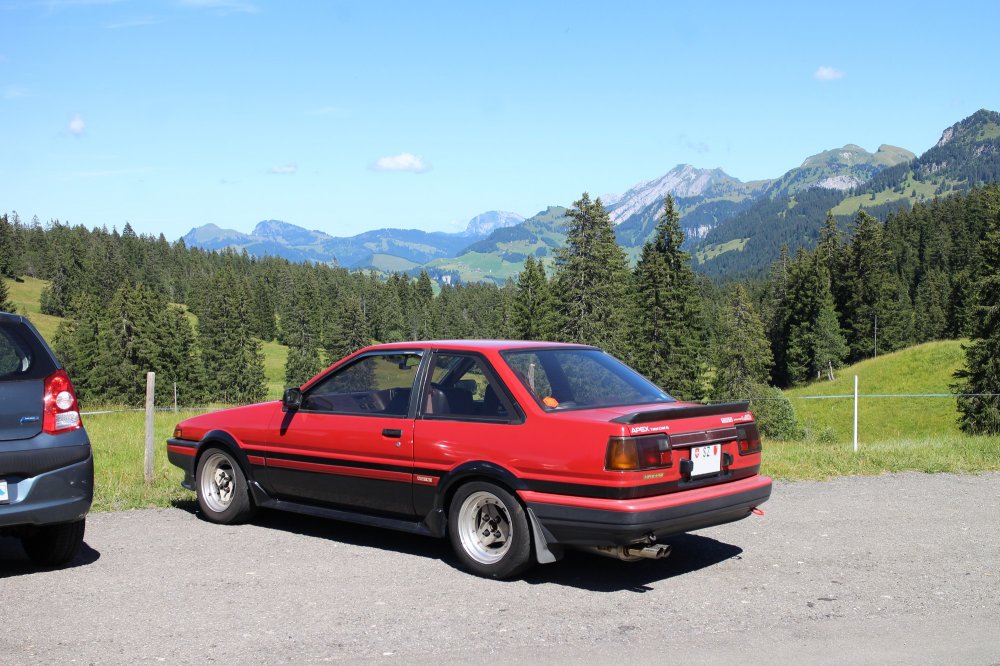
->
[785,340,966,443]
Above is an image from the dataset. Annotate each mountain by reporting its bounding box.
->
[182,110,999,283]
[462,211,525,236]
[181,210,524,270]
[603,164,767,223]
[691,109,1000,277]
[764,144,914,196]
[425,206,569,284]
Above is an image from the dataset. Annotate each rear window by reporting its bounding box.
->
[0,322,55,381]
[502,348,674,411]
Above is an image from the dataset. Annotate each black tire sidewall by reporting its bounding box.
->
[21,518,86,567]
[448,481,532,579]
[195,448,254,524]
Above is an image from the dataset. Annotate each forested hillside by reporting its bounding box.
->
[2,183,998,434]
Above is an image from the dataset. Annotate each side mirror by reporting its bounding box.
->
[282,387,302,411]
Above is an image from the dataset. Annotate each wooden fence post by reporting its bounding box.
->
[145,371,156,484]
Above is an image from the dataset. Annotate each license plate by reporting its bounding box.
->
[690,444,721,477]
[0,480,8,504]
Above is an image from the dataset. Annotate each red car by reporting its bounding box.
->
[168,341,770,579]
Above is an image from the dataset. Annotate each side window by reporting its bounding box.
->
[423,353,513,421]
[503,351,553,401]
[301,352,421,417]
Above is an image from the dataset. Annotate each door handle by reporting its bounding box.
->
[382,428,402,438]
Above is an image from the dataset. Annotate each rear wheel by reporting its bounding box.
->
[196,448,255,524]
[448,482,532,579]
[21,518,86,567]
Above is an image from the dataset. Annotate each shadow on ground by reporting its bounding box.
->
[173,500,741,592]
[0,535,101,579]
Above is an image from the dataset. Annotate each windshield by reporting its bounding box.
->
[502,348,674,411]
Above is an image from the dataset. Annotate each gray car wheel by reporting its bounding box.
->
[448,482,532,579]
[196,448,255,524]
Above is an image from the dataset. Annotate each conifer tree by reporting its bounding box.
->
[955,197,1000,434]
[629,195,706,399]
[840,211,897,361]
[0,277,14,313]
[198,268,266,404]
[781,251,848,385]
[512,256,555,340]
[710,283,772,399]
[280,271,324,388]
[412,270,435,339]
[553,192,631,358]
[0,215,15,278]
[326,294,370,363]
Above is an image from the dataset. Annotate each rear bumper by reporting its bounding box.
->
[520,475,772,547]
[0,435,93,529]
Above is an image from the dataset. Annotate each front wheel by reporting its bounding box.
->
[448,482,533,579]
[196,448,255,524]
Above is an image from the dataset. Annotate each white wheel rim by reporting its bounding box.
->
[200,452,236,513]
[457,491,513,565]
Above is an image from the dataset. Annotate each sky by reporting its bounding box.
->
[2,0,999,241]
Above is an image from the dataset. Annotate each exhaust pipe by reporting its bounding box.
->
[583,544,673,561]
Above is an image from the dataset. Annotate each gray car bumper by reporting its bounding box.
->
[0,431,94,529]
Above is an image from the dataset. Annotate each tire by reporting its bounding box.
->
[196,448,255,524]
[21,518,86,567]
[448,481,533,579]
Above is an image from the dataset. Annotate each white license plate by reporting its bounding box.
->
[0,480,8,504]
[690,444,721,477]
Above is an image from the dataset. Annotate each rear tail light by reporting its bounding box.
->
[605,434,672,471]
[736,423,762,455]
[43,369,82,434]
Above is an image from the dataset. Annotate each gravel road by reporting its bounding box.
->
[2,472,999,664]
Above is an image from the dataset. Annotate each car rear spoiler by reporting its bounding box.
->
[610,401,751,425]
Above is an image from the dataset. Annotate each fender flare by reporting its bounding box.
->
[195,430,256,482]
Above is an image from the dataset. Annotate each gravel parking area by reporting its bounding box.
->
[2,472,998,664]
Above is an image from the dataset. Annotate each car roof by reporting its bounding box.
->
[360,340,596,353]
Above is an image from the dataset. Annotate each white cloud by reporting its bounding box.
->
[372,152,430,173]
[269,163,298,175]
[177,0,258,14]
[814,66,845,81]
[68,114,86,136]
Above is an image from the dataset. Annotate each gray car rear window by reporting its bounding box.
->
[0,322,55,381]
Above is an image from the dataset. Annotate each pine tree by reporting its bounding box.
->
[512,256,555,340]
[840,211,897,361]
[629,195,706,399]
[765,244,792,386]
[710,283,772,400]
[0,214,15,278]
[412,270,435,339]
[0,277,14,313]
[198,268,266,404]
[553,192,632,358]
[781,251,848,385]
[325,294,370,363]
[280,271,324,388]
[955,196,1000,434]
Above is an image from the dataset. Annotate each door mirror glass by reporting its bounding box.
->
[282,387,303,411]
